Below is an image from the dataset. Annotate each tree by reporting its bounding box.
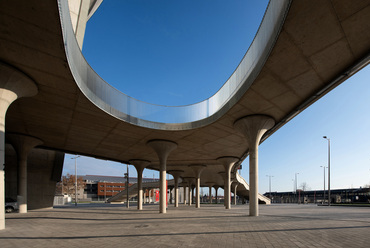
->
[299,182,310,192]
[55,174,86,197]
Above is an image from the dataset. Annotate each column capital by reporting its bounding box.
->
[234,115,275,147]
[217,156,239,173]
[182,177,195,184]
[189,164,206,178]
[0,62,38,98]
[218,171,226,180]
[147,139,177,163]
[129,159,150,172]
[7,133,43,159]
[167,170,184,179]
[205,182,215,187]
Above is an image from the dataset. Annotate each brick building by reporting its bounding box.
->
[82,175,158,201]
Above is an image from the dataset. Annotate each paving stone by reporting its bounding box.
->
[0,204,369,247]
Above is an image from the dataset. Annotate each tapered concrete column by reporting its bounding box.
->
[191,186,195,205]
[233,183,239,205]
[234,115,275,216]
[205,182,215,204]
[183,177,194,206]
[0,63,38,229]
[189,165,206,208]
[129,159,150,210]
[217,157,239,209]
[180,182,187,205]
[147,140,177,214]
[218,172,226,207]
[168,170,184,207]
[214,186,219,204]
[7,134,42,214]
[169,187,173,204]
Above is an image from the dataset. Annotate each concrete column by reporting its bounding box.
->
[0,62,38,229]
[147,140,177,214]
[217,157,239,210]
[7,134,43,213]
[182,177,194,206]
[205,182,215,204]
[191,186,195,205]
[189,165,206,208]
[233,183,239,205]
[129,159,150,210]
[218,172,226,207]
[214,186,219,204]
[234,115,275,216]
[169,188,173,204]
[168,170,183,207]
[180,182,187,205]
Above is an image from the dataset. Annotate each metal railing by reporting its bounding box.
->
[58,0,291,130]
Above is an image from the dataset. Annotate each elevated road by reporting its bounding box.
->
[1,0,369,173]
[1,0,370,227]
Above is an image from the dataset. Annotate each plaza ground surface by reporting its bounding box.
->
[1,203,369,247]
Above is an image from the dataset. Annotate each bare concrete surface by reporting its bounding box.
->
[1,204,369,247]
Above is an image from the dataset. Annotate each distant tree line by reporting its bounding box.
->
[55,174,86,196]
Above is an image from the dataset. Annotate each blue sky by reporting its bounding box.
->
[63,0,370,194]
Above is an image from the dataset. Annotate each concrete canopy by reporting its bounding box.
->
[1,0,370,189]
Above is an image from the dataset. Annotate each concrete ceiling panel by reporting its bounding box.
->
[285,70,322,99]
[341,5,370,58]
[265,31,312,82]
[270,91,302,113]
[251,68,289,99]
[310,39,355,82]
[331,0,370,21]
[226,103,254,119]
[283,0,344,57]
[238,89,274,113]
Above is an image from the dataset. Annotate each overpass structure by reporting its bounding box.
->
[1,0,370,229]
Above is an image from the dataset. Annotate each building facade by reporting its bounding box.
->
[264,188,370,204]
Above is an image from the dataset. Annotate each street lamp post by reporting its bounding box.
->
[295,173,299,203]
[323,136,331,206]
[320,166,327,204]
[125,164,129,208]
[104,181,106,202]
[266,175,274,199]
[71,155,80,206]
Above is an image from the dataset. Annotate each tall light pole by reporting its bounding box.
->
[323,136,331,206]
[104,181,106,202]
[266,175,274,199]
[126,164,129,208]
[295,173,299,192]
[71,155,80,206]
[295,173,299,203]
[320,166,327,204]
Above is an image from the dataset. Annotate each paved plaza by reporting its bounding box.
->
[1,204,369,247]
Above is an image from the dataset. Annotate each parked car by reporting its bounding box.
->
[5,198,18,213]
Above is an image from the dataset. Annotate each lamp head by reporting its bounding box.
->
[323,136,327,139]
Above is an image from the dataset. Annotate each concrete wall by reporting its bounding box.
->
[5,145,64,210]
